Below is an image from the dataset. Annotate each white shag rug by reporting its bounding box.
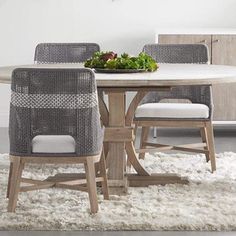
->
[0,152,236,231]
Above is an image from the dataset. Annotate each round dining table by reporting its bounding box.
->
[1,63,236,193]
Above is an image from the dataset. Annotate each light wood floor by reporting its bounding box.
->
[1,127,236,236]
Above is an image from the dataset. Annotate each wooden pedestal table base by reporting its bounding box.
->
[100,89,189,192]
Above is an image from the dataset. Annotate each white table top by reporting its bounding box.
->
[1,63,236,87]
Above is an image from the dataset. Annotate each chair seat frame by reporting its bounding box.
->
[7,151,109,214]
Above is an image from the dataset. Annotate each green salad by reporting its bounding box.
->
[84,51,158,72]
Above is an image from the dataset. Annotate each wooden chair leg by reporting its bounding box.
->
[205,122,216,172]
[8,157,24,212]
[200,127,210,162]
[6,162,13,198]
[99,150,109,200]
[84,157,99,214]
[139,127,150,160]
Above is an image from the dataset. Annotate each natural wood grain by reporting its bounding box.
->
[125,141,150,176]
[16,155,100,164]
[20,183,55,192]
[106,93,126,184]
[125,91,147,126]
[8,157,24,212]
[144,142,206,148]
[205,121,216,172]
[99,150,109,200]
[104,127,134,142]
[212,35,236,65]
[6,162,13,198]
[125,91,150,176]
[98,95,110,159]
[135,119,216,173]
[211,35,236,121]
[139,127,150,159]
[7,153,109,213]
[135,120,206,128]
[127,173,189,187]
[200,127,210,162]
[84,156,99,214]
[137,142,207,153]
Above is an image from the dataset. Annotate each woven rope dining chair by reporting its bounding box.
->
[7,68,109,213]
[134,44,216,172]
[34,42,105,121]
[33,42,108,170]
[34,43,100,63]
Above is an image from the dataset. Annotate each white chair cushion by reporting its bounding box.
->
[32,135,76,153]
[135,103,209,119]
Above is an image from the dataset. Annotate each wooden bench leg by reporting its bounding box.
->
[139,127,150,160]
[85,157,99,214]
[8,157,24,212]
[205,122,216,172]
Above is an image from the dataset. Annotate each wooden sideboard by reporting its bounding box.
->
[156,31,236,122]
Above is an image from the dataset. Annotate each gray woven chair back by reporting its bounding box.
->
[9,68,103,157]
[34,43,100,63]
[143,44,209,64]
[141,44,213,120]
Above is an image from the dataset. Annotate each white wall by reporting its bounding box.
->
[0,0,236,126]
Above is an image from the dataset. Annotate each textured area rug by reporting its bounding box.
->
[0,152,236,231]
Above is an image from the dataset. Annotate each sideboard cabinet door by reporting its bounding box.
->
[212,35,236,121]
[158,34,236,121]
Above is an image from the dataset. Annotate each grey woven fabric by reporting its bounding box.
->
[9,68,103,157]
[34,43,100,63]
[34,42,104,99]
[138,44,213,120]
[143,44,209,64]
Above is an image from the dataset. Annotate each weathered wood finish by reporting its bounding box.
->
[104,127,134,142]
[212,35,236,65]
[7,153,109,213]
[211,35,236,121]
[84,156,99,213]
[200,127,210,162]
[136,119,216,173]
[106,93,126,189]
[98,89,195,187]
[127,173,189,187]
[7,157,24,212]
[137,142,208,154]
[205,121,216,172]
[98,96,109,158]
[6,162,13,198]
[138,127,150,159]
